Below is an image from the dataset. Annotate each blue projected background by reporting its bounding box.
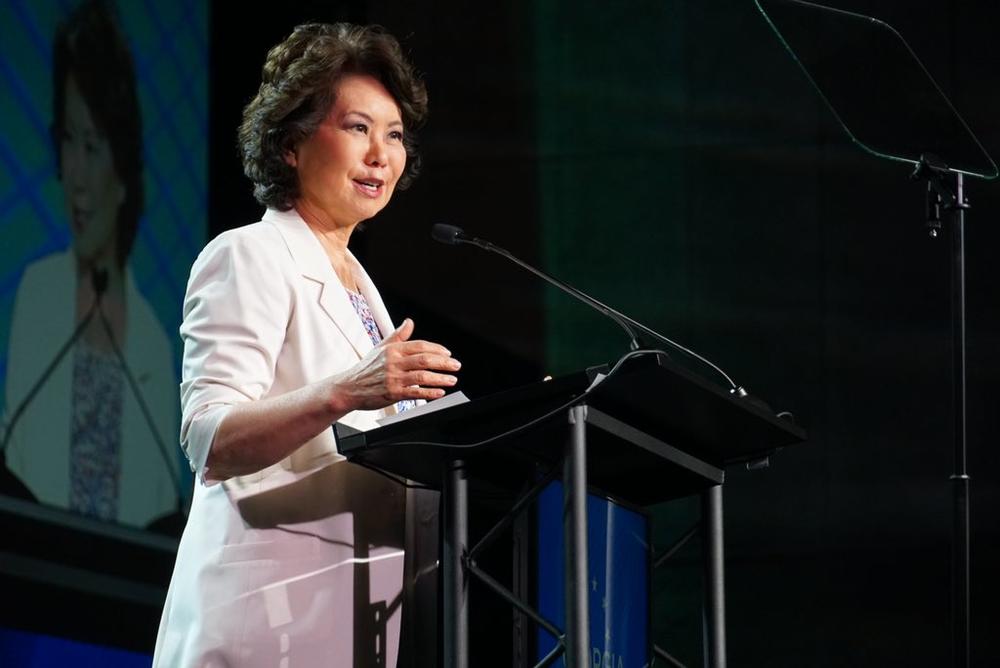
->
[0,0,207,404]
[0,627,151,667]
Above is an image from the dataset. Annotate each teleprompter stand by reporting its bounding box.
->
[755,2,998,665]
[336,352,805,667]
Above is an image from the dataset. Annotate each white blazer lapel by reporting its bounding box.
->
[265,209,374,359]
[316,280,376,360]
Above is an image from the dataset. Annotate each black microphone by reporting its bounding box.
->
[430,223,744,393]
[430,224,468,245]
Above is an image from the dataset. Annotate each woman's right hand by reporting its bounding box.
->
[328,318,460,413]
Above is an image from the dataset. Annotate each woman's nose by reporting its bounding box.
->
[365,136,387,167]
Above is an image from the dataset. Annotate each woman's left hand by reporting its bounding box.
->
[326,318,460,413]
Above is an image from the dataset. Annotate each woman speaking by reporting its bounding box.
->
[154,23,458,666]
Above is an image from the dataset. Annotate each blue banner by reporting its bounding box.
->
[536,481,649,667]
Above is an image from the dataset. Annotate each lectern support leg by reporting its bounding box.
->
[444,459,468,668]
[565,405,590,666]
[702,484,726,668]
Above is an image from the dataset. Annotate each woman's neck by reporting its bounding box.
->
[294,201,360,291]
[75,252,127,352]
[295,201,356,252]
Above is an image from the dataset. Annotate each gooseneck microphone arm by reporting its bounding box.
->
[431,223,742,393]
[432,224,644,351]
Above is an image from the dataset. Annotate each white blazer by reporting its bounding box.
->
[153,208,410,667]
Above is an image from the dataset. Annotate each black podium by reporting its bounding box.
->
[337,352,805,667]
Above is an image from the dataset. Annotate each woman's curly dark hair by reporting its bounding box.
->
[239,23,428,211]
[52,0,143,269]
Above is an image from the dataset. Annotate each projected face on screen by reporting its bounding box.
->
[59,73,126,270]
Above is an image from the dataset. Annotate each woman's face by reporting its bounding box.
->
[291,74,407,228]
[59,73,125,267]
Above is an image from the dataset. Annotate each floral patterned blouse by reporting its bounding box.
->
[347,289,416,414]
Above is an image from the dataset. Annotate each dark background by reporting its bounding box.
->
[35,0,986,665]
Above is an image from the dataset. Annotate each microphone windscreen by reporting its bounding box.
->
[431,223,465,245]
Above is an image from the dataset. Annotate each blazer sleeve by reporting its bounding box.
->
[178,228,293,484]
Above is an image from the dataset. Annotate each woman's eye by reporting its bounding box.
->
[351,123,368,134]
[388,130,404,141]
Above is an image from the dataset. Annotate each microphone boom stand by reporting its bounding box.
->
[913,155,971,667]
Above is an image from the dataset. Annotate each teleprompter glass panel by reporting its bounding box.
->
[756,0,997,179]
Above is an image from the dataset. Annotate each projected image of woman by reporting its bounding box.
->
[154,22,456,667]
[2,0,178,527]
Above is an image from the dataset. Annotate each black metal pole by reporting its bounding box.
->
[949,173,970,668]
[702,484,726,668]
[565,405,590,666]
[444,459,468,668]
[916,159,973,668]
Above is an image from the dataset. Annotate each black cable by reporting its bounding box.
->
[347,350,661,493]
[352,457,434,490]
[371,348,663,452]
